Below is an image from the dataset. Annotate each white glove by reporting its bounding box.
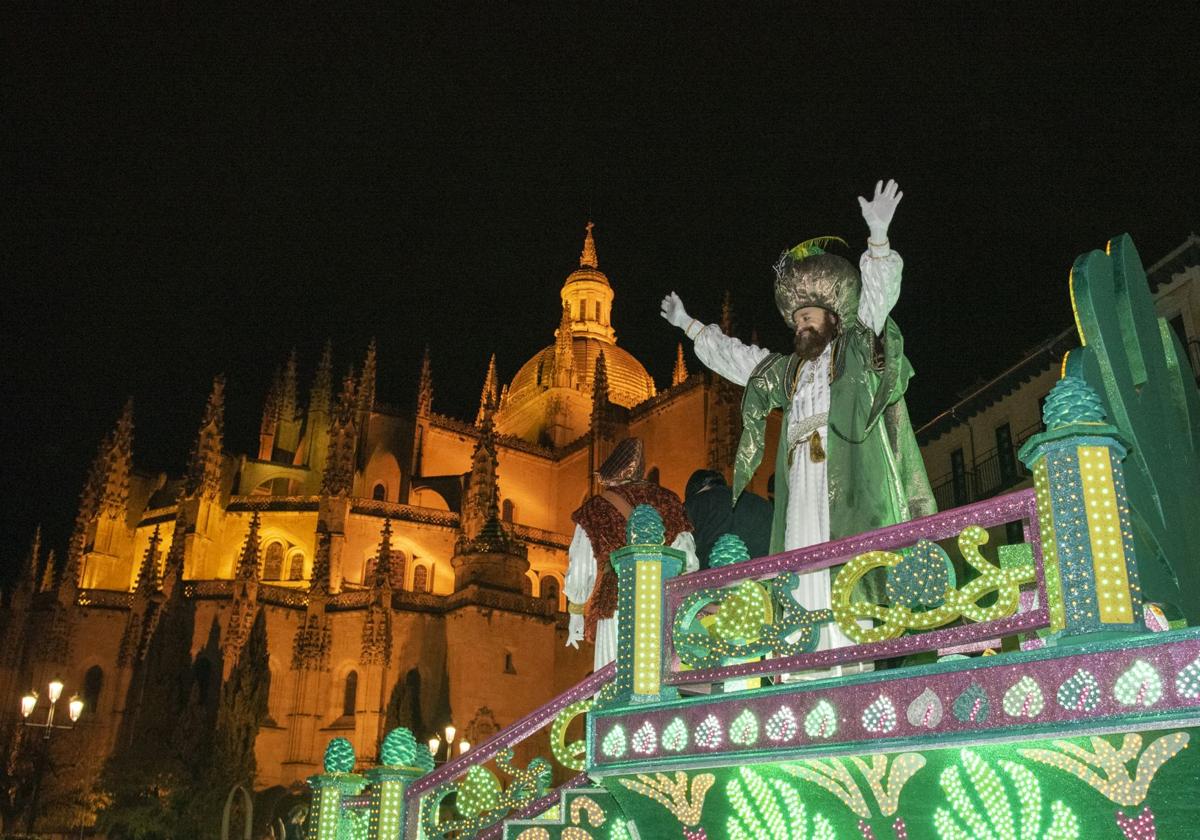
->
[566,613,584,648]
[858,179,903,243]
[660,292,693,332]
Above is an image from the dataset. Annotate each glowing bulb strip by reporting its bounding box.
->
[1077,446,1134,623]
[1032,459,1067,632]
[633,559,663,696]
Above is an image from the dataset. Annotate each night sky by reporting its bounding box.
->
[3,6,1197,572]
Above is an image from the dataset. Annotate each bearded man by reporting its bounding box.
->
[564,438,698,669]
[660,179,934,651]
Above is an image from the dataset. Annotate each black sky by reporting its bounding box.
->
[3,5,1198,571]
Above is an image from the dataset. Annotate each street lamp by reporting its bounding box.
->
[427,724,470,764]
[19,678,84,833]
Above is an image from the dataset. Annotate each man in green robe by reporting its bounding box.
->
[661,179,934,650]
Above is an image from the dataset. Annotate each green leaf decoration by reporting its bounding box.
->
[1003,676,1045,718]
[631,721,657,755]
[661,717,689,752]
[380,727,420,767]
[626,504,665,545]
[862,695,898,734]
[323,737,355,774]
[713,580,772,644]
[952,683,990,724]
[804,700,838,740]
[906,688,943,729]
[934,749,1080,840]
[710,532,752,567]
[766,706,798,742]
[786,235,848,262]
[1177,654,1200,699]
[696,714,723,749]
[601,725,627,759]
[729,709,759,746]
[887,539,955,609]
[1114,660,1163,707]
[726,766,836,840]
[1057,669,1101,712]
[1062,234,1200,624]
[456,765,502,819]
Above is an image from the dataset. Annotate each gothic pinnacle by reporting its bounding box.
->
[476,353,499,426]
[592,350,610,410]
[99,399,135,519]
[357,340,377,418]
[580,220,598,268]
[186,375,226,500]
[672,342,689,386]
[373,518,394,590]
[417,344,433,417]
[310,340,333,416]
[235,513,262,582]
[135,525,163,596]
[281,349,298,421]
[26,526,42,586]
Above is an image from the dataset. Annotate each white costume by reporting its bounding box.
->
[564,524,698,670]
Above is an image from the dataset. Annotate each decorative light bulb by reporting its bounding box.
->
[48,679,64,704]
[20,692,37,719]
[68,695,84,722]
[444,724,456,743]
[427,736,440,756]
[458,739,470,754]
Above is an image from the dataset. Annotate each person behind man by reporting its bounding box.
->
[564,438,698,669]
[684,469,772,569]
[660,179,934,651]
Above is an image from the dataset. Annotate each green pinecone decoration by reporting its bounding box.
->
[324,737,356,774]
[709,533,750,567]
[626,504,665,545]
[381,727,421,767]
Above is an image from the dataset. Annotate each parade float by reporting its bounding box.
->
[304,235,1200,838]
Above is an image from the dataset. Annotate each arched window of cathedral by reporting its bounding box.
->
[412,565,428,593]
[372,482,386,501]
[343,671,358,717]
[541,576,559,607]
[263,542,285,580]
[647,466,661,485]
[287,551,305,581]
[594,300,601,321]
[83,665,103,713]
[502,499,515,522]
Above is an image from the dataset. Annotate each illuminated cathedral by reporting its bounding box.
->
[0,223,764,827]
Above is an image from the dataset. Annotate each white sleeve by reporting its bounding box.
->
[692,324,771,386]
[857,249,903,336]
[671,530,699,574]
[563,525,596,605]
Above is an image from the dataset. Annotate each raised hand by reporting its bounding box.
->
[660,291,692,331]
[858,179,903,240]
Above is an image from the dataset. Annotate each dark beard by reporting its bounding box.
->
[794,327,831,360]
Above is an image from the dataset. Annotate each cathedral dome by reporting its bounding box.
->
[493,222,657,445]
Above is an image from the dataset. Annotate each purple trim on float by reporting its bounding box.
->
[663,489,1048,683]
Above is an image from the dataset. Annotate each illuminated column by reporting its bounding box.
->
[305,773,366,840]
[607,504,684,706]
[363,766,423,839]
[1019,375,1144,642]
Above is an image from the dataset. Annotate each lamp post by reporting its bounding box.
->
[425,724,470,764]
[19,677,84,833]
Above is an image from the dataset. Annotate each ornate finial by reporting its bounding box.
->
[99,400,135,518]
[235,513,262,582]
[1043,374,1107,429]
[372,519,394,590]
[310,340,334,416]
[185,375,226,500]
[580,220,598,268]
[134,525,163,596]
[551,303,575,387]
[476,354,499,426]
[672,343,688,386]
[417,344,433,417]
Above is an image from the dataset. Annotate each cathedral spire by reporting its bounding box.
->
[259,368,281,459]
[235,513,262,582]
[281,349,299,422]
[672,342,689,386]
[134,525,163,596]
[721,290,734,337]
[39,549,57,593]
[321,370,358,496]
[475,354,499,426]
[310,341,333,417]
[371,519,395,591]
[580,220,598,268]
[99,399,134,519]
[186,375,226,500]
[460,408,500,541]
[592,350,610,414]
[25,526,42,588]
[357,340,377,420]
[417,344,433,417]
[551,303,575,387]
[309,531,332,599]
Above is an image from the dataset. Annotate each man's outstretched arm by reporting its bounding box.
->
[857,179,905,336]
[660,291,769,386]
